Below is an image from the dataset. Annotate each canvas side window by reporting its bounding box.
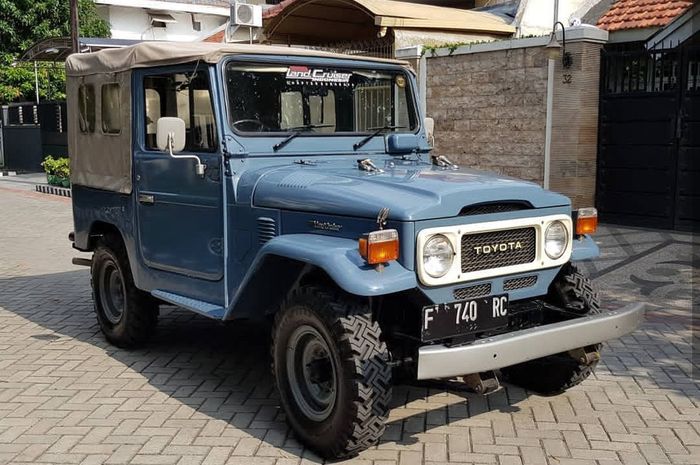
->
[78,84,95,133]
[143,71,217,152]
[101,83,121,135]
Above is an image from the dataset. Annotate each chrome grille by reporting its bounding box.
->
[504,275,538,291]
[461,228,536,273]
[454,283,492,300]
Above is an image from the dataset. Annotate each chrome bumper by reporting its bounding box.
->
[416,303,646,380]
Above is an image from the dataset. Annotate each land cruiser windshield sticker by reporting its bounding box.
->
[226,63,418,135]
[285,66,352,86]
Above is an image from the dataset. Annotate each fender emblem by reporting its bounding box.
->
[309,220,343,232]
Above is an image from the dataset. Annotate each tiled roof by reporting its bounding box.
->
[597,0,693,31]
[263,0,300,19]
[204,30,226,42]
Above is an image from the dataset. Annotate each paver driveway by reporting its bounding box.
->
[0,183,698,465]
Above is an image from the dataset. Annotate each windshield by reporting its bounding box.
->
[225,63,417,135]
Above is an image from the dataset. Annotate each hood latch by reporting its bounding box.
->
[431,155,459,170]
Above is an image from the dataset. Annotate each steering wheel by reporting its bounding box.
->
[233,119,266,132]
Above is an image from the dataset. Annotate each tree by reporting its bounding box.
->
[0,0,110,104]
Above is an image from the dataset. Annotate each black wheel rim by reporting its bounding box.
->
[99,261,125,325]
[286,325,337,421]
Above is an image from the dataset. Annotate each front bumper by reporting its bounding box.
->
[416,302,646,380]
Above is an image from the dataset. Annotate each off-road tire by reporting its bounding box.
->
[91,236,158,348]
[501,264,601,395]
[271,286,392,459]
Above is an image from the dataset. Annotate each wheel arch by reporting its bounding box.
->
[228,254,341,321]
[87,221,126,251]
[225,234,417,320]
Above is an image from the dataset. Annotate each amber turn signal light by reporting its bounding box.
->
[359,229,399,265]
[575,207,598,235]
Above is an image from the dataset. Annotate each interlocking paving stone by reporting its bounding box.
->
[0,184,698,465]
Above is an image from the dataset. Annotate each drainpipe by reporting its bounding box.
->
[543,0,559,190]
[543,59,554,190]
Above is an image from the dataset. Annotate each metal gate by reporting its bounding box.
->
[597,43,700,231]
[301,37,394,59]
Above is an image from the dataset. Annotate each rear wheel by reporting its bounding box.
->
[501,264,601,395]
[271,286,391,459]
[91,236,158,348]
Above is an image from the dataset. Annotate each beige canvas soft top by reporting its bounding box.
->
[65,41,409,77]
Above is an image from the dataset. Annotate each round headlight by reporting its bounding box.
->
[423,234,454,278]
[545,221,568,259]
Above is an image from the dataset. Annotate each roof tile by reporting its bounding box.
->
[597,0,692,31]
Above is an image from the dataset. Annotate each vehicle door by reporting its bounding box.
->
[134,66,224,282]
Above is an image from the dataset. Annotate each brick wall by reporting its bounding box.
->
[425,33,605,208]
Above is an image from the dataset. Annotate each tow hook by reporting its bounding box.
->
[569,346,600,365]
[463,370,501,395]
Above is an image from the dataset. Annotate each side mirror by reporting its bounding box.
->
[424,117,435,147]
[386,133,420,154]
[156,117,186,153]
[155,117,206,177]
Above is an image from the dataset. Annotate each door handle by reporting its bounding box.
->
[138,194,155,205]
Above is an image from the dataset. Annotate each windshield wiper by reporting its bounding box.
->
[272,124,334,151]
[353,125,406,151]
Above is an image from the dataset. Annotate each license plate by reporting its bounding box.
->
[421,294,509,342]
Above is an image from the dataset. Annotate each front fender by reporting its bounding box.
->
[571,234,599,261]
[240,234,417,298]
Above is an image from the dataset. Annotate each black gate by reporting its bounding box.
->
[597,43,700,231]
[0,101,67,171]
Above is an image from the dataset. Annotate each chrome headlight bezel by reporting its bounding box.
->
[544,220,569,259]
[422,234,455,278]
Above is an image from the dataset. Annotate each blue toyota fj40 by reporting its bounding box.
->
[66,42,645,459]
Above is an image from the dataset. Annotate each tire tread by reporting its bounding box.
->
[91,235,158,348]
[501,264,601,395]
[272,285,391,459]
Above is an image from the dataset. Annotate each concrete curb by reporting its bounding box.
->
[0,171,18,176]
[35,184,72,198]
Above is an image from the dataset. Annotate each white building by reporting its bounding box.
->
[515,0,610,36]
[95,0,232,42]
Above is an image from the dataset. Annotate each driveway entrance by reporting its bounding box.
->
[597,41,699,231]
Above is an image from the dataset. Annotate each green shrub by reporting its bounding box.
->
[41,155,70,179]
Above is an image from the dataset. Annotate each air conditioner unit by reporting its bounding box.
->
[232,2,262,28]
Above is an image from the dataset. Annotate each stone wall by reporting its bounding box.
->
[549,40,603,208]
[424,30,606,208]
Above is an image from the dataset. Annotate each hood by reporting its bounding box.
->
[251,158,569,221]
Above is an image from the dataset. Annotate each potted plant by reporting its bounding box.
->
[41,156,70,188]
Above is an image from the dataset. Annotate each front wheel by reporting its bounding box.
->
[501,264,601,395]
[271,286,392,459]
